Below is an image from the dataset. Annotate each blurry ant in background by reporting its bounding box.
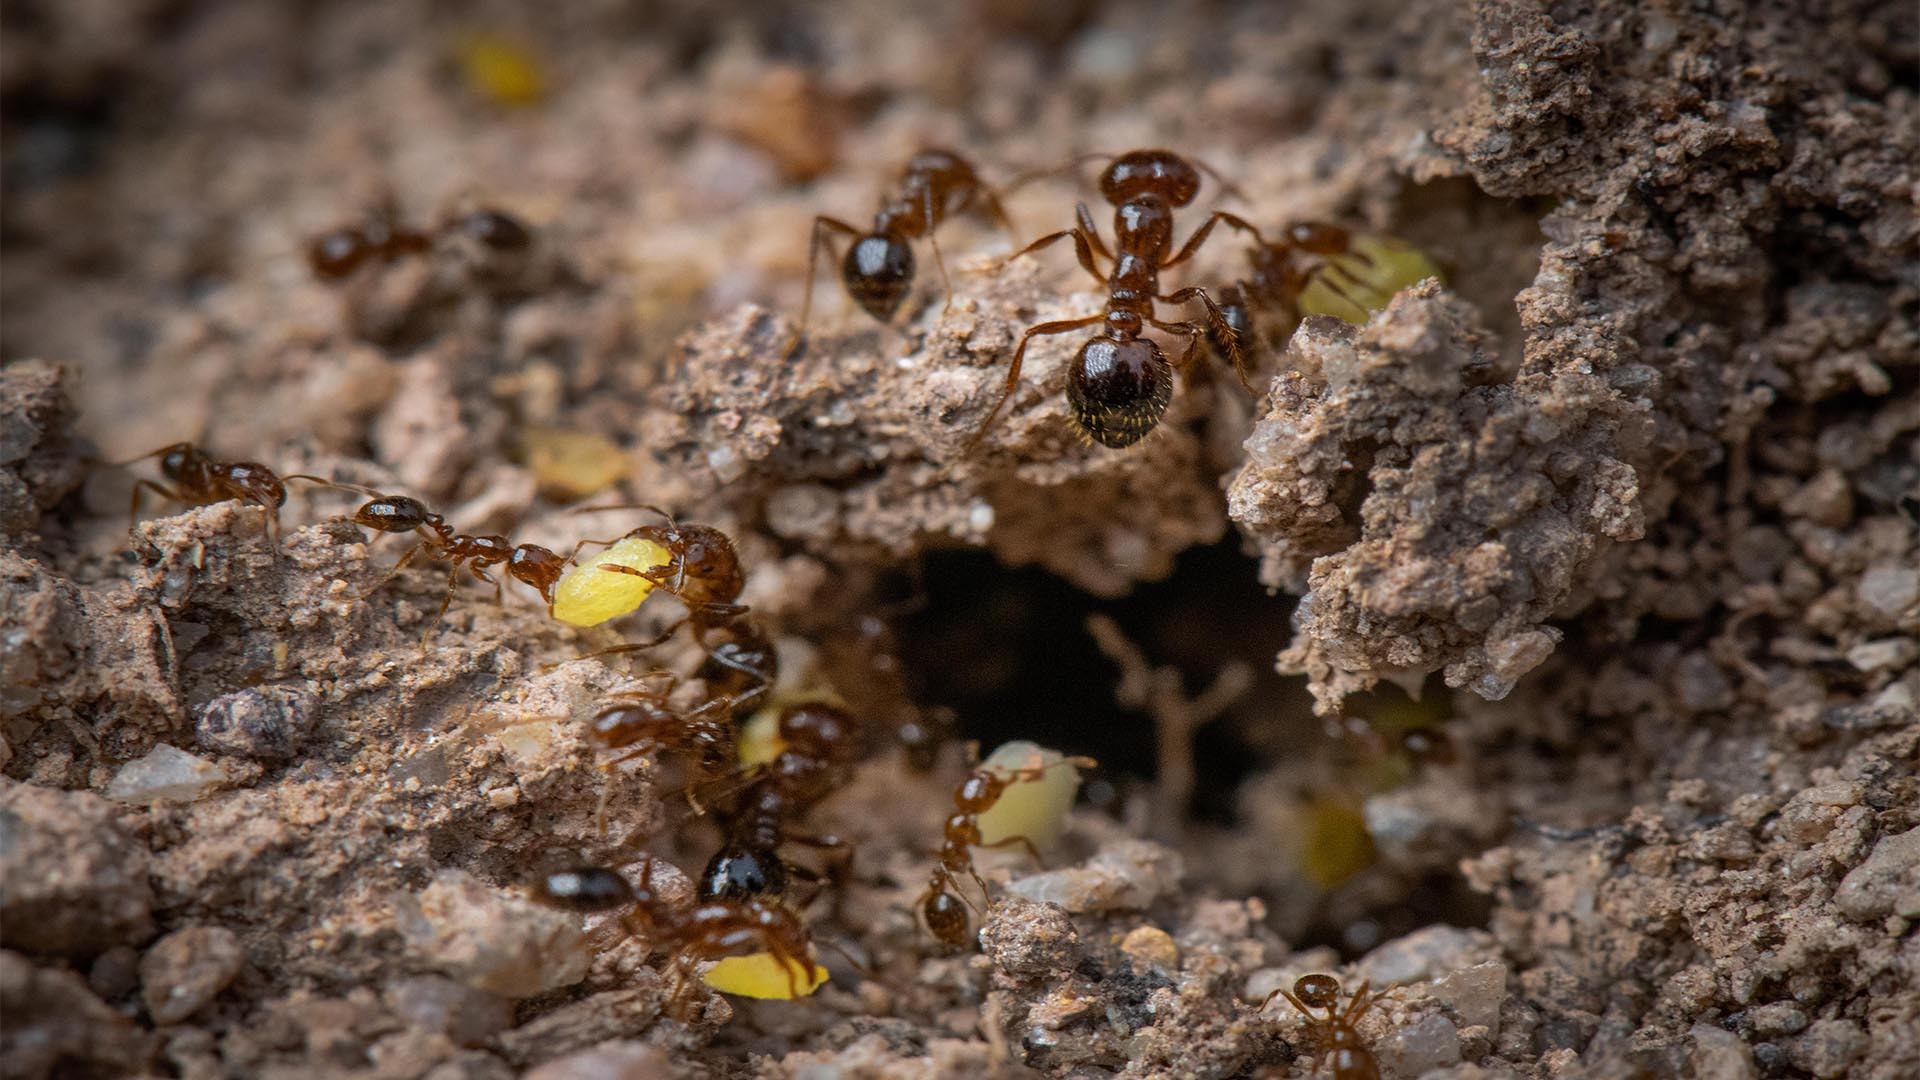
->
[307,205,532,281]
[790,149,1016,350]
[530,857,820,1013]
[1260,973,1390,1080]
[112,442,305,550]
[918,748,1095,952]
[1209,222,1442,362]
[969,149,1260,451]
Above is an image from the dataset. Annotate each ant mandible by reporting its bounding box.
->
[530,857,821,1011]
[1261,973,1391,1080]
[115,442,301,550]
[967,149,1262,452]
[918,749,1095,952]
[793,149,1016,347]
[575,504,749,647]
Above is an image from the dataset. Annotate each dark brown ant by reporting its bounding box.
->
[794,149,1016,342]
[693,618,780,716]
[969,149,1260,452]
[698,702,863,907]
[529,857,819,1010]
[918,749,1096,953]
[1261,973,1390,1080]
[1207,222,1382,361]
[306,206,531,280]
[114,442,300,549]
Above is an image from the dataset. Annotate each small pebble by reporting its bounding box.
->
[1787,1018,1866,1079]
[1375,1013,1463,1076]
[1833,825,1920,920]
[1690,1022,1759,1080]
[0,784,155,956]
[395,870,589,997]
[385,975,517,1048]
[1432,960,1508,1033]
[979,897,1080,977]
[1119,926,1179,974]
[106,744,227,804]
[1004,839,1183,913]
[140,926,245,1024]
[195,685,319,761]
[523,1039,681,1080]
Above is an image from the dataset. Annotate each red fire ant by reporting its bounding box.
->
[918,748,1096,952]
[529,857,820,1011]
[1261,973,1391,1080]
[793,149,1016,344]
[573,504,750,648]
[307,206,532,280]
[1208,222,1439,362]
[697,702,863,907]
[968,148,1261,451]
[114,442,302,549]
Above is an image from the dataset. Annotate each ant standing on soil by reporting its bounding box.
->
[968,148,1261,452]
[115,442,303,549]
[530,857,821,1012]
[1261,973,1390,1080]
[306,206,532,280]
[574,504,750,646]
[918,748,1096,952]
[697,701,864,907]
[1208,222,1441,362]
[793,149,1016,345]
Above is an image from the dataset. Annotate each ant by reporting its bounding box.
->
[1261,973,1390,1080]
[307,206,532,280]
[530,857,819,1011]
[114,442,303,549]
[917,749,1095,953]
[968,148,1260,452]
[698,702,863,907]
[1209,222,1440,362]
[793,149,1016,345]
[693,618,780,717]
[316,484,586,634]
[574,504,750,649]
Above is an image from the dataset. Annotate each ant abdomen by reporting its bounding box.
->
[1068,335,1173,449]
[533,865,635,912]
[842,235,915,321]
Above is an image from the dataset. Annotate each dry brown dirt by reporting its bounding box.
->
[2,1,1916,1078]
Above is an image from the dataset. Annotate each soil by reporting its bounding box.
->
[2,1,1916,1079]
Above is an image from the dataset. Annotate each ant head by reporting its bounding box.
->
[1294,973,1341,1010]
[155,443,200,481]
[451,208,531,251]
[1098,150,1201,208]
[1068,334,1172,449]
[533,865,634,912]
[352,495,433,533]
[841,234,915,321]
[587,700,676,750]
[778,703,861,764]
[1286,222,1352,256]
[307,227,369,279]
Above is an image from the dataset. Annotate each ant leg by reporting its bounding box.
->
[128,480,184,531]
[923,186,954,315]
[417,561,463,654]
[1157,289,1254,392]
[359,543,425,600]
[963,313,1105,456]
[1004,226,1106,287]
[1161,211,1265,269]
[979,184,1018,238]
[1186,156,1249,202]
[790,215,864,357]
[1074,203,1114,262]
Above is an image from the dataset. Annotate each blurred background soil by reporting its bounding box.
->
[1,1,1916,1078]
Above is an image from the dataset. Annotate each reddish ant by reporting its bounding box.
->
[698,702,863,907]
[917,749,1095,953]
[692,618,780,716]
[1261,973,1391,1080]
[793,149,1016,344]
[968,149,1260,452]
[529,857,819,1011]
[114,442,302,549]
[307,206,532,280]
[1208,222,1432,361]
[311,484,589,637]
[571,504,750,651]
